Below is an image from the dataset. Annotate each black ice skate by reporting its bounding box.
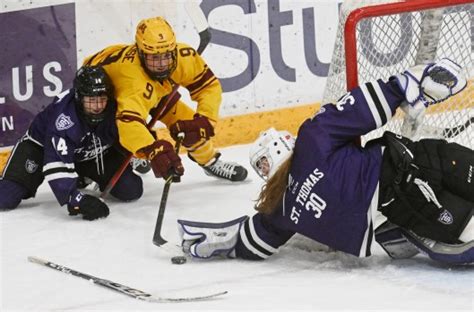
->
[202,153,248,182]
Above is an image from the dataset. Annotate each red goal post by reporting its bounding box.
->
[323,0,474,148]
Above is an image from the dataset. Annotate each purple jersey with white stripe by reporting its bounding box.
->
[236,79,406,259]
[27,89,118,205]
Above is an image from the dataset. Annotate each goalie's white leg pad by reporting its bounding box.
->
[459,216,474,243]
[178,216,248,259]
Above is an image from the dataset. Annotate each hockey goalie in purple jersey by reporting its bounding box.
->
[0,66,143,220]
[177,58,474,265]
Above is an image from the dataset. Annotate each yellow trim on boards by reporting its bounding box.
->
[1,89,473,173]
[156,102,320,148]
[0,102,320,172]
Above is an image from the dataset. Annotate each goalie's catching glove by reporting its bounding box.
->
[393,58,467,106]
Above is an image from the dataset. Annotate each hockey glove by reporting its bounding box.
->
[177,216,248,259]
[136,140,184,180]
[393,58,466,106]
[68,192,109,221]
[421,58,467,105]
[169,114,215,148]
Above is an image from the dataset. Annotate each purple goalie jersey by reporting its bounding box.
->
[27,90,118,206]
[236,79,406,259]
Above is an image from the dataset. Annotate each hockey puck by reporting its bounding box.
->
[171,256,187,265]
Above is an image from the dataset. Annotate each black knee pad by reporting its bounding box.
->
[382,188,473,244]
[110,173,143,202]
[0,179,29,209]
[379,136,474,244]
[421,190,473,243]
[438,142,474,201]
[412,139,444,189]
[0,197,22,210]
[2,139,44,197]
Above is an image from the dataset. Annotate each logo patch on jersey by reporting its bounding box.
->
[55,113,74,131]
[25,159,38,173]
[335,92,355,111]
[438,209,453,225]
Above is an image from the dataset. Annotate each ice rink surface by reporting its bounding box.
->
[1,144,473,311]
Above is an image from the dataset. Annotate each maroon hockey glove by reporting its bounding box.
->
[169,114,215,147]
[136,140,184,180]
[68,192,109,221]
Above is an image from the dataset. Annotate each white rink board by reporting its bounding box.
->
[0,0,342,117]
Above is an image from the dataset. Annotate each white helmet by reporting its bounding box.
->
[249,128,295,180]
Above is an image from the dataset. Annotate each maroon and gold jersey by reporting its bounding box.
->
[84,43,222,155]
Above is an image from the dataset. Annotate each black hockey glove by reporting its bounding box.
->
[68,193,109,221]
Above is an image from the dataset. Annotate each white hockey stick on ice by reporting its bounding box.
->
[28,256,227,302]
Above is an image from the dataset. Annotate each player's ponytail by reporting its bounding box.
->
[254,154,293,215]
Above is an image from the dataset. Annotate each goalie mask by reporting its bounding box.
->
[135,17,178,81]
[74,66,115,126]
[249,128,295,180]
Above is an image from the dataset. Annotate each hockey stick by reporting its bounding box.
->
[184,1,211,54]
[28,256,227,302]
[153,134,184,246]
[151,5,209,245]
[406,115,474,142]
[442,116,474,139]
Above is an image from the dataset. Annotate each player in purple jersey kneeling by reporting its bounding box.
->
[177,58,474,265]
[0,66,143,220]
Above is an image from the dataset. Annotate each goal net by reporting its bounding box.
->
[323,0,473,149]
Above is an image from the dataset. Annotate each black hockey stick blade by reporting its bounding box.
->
[28,256,228,302]
[197,30,211,55]
[152,180,172,246]
[184,1,211,55]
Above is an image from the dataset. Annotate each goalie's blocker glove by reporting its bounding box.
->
[178,216,248,258]
[393,58,467,106]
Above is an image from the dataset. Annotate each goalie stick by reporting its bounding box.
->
[407,115,474,141]
[101,4,212,198]
[28,256,227,303]
[442,116,474,139]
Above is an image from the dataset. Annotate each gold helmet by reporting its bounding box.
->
[135,17,178,80]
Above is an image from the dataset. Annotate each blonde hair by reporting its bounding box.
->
[255,154,293,215]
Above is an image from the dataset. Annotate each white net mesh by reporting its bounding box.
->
[323,0,473,148]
